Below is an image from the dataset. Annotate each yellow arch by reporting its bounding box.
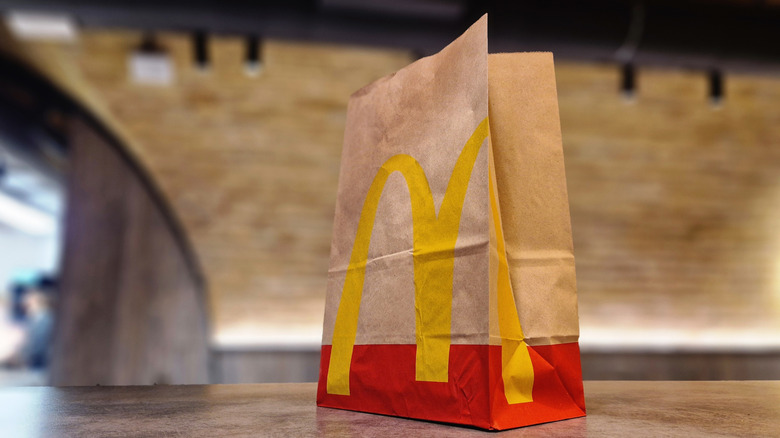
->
[327,118,489,395]
[490,167,534,403]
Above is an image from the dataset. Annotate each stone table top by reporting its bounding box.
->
[1,381,778,437]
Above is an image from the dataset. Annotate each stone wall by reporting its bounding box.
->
[17,30,780,352]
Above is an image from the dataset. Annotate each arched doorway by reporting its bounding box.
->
[0,52,211,386]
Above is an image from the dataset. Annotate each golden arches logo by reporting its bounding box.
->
[327,117,534,404]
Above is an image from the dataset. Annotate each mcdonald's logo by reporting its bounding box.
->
[326,117,534,404]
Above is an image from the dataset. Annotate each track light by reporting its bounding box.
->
[5,11,78,42]
[129,33,173,86]
[245,35,263,76]
[621,63,636,102]
[193,31,209,71]
[709,69,724,108]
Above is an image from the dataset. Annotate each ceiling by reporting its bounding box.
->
[0,0,778,73]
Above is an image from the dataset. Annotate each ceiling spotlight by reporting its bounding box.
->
[245,35,263,76]
[709,69,724,108]
[621,63,636,102]
[5,10,78,42]
[128,33,173,86]
[193,31,209,72]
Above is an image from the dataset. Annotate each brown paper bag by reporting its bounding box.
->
[317,14,585,430]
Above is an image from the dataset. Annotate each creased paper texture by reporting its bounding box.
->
[322,13,490,350]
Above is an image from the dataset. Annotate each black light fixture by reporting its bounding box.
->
[709,69,724,107]
[245,35,262,75]
[621,63,636,102]
[193,30,209,71]
[139,32,160,53]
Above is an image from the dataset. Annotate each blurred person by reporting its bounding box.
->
[0,278,56,370]
[19,286,54,369]
[11,283,27,322]
[0,288,26,366]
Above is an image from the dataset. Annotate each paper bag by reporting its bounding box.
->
[317,15,585,430]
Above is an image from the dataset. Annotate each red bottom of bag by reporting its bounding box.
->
[317,343,586,430]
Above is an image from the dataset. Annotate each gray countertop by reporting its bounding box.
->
[1,381,778,437]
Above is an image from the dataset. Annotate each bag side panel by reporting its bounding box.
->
[486,52,585,429]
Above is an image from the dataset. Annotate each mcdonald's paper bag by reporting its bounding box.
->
[317,15,585,430]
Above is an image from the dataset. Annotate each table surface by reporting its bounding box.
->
[1,381,778,437]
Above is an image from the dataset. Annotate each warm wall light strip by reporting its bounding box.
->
[580,326,780,353]
[212,324,780,353]
[212,326,322,351]
[0,191,56,236]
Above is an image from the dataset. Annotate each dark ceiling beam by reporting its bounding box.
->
[1,0,779,74]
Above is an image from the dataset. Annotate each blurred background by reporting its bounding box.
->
[0,0,778,386]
